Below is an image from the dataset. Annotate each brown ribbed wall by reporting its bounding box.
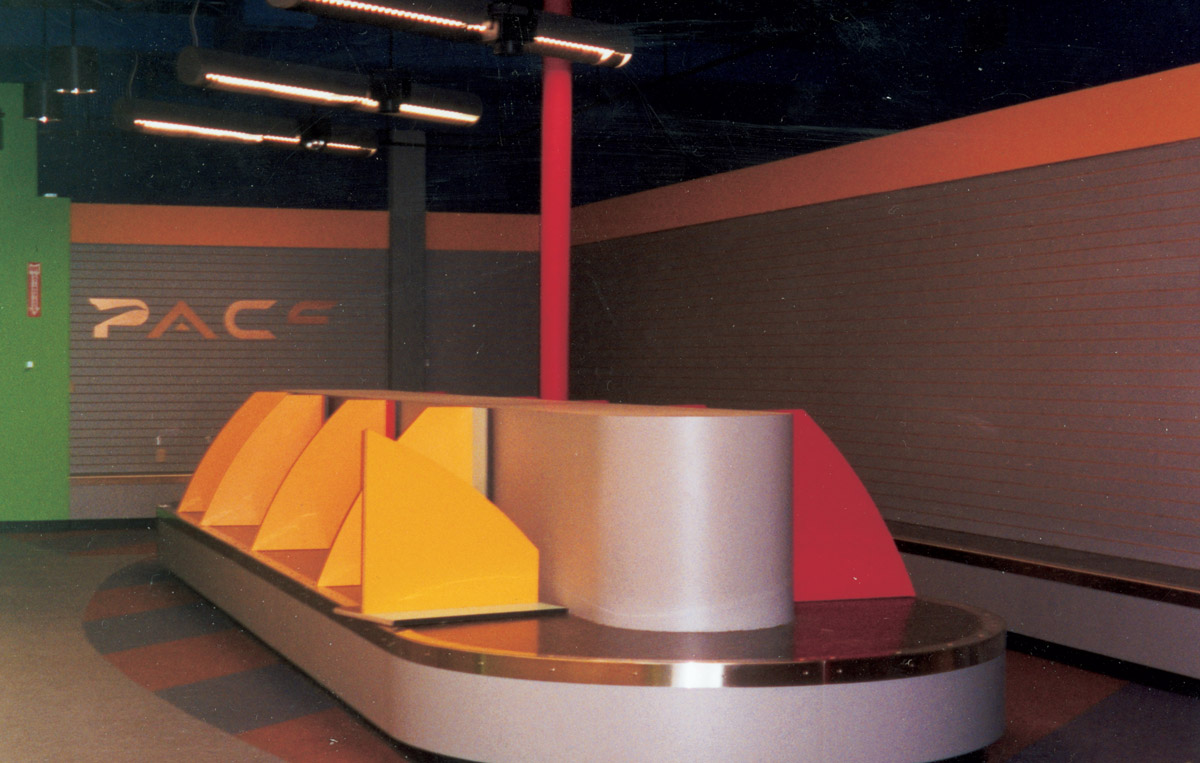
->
[70,244,388,475]
[571,138,1200,570]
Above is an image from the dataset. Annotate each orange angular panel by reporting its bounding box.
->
[319,492,363,588]
[786,410,915,601]
[200,394,325,527]
[253,399,395,551]
[180,392,289,516]
[360,431,537,615]
[397,406,488,495]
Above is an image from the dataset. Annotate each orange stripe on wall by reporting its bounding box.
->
[574,62,1200,245]
[71,205,538,252]
[71,205,389,248]
[426,213,539,251]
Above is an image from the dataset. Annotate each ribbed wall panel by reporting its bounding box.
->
[70,244,387,475]
[571,139,1200,570]
[425,250,539,397]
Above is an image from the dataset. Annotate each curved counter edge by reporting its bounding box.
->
[158,514,1006,762]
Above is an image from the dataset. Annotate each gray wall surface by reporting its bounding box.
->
[426,249,539,398]
[570,138,1200,573]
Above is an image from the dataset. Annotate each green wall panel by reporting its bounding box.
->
[0,84,71,520]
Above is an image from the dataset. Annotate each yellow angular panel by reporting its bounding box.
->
[397,406,489,495]
[201,394,325,527]
[361,431,538,615]
[253,399,394,551]
[180,391,289,517]
[318,492,363,588]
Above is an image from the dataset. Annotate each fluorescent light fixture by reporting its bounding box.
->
[49,45,99,94]
[112,98,378,157]
[371,77,483,124]
[265,0,633,68]
[266,0,490,42]
[176,47,482,126]
[23,81,64,123]
[489,4,634,68]
[178,47,375,109]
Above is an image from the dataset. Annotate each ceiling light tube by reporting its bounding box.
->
[266,0,633,68]
[265,0,490,43]
[490,7,634,68]
[299,118,381,156]
[178,47,377,110]
[112,98,377,157]
[371,78,483,124]
[114,98,301,146]
[177,47,482,125]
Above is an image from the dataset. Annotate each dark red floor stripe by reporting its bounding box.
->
[80,544,414,761]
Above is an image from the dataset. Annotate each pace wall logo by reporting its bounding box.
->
[88,298,337,340]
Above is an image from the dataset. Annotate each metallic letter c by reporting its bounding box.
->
[224,299,277,340]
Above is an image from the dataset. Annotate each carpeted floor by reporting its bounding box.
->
[3,525,1198,762]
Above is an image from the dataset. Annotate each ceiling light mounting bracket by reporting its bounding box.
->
[486,3,537,56]
[368,71,411,113]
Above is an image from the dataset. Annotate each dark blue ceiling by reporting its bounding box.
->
[3,0,1200,213]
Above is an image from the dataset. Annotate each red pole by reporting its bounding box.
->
[540,0,571,400]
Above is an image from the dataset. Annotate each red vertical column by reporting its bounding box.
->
[540,0,572,400]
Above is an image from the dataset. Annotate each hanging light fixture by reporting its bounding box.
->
[265,0,491,43]
[381,79,482,124]
[50,4,99,95]
[112,98,378,157]
[23,81,64,123]
[489,3,634,67]
[264,0,633,68]
[50,46,100,94]
[26,5,65,122]
[175,46,482,125]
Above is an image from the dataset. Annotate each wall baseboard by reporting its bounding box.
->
[903,553,1200,681]
[0,517,156,532]
[70,481,186,520]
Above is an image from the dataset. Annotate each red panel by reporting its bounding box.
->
[786,410,915,601]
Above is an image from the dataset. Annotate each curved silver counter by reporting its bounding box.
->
[159,512,1006,762]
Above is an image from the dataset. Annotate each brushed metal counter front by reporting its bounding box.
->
[159,511,1006,762]
[160,510,1001,688]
